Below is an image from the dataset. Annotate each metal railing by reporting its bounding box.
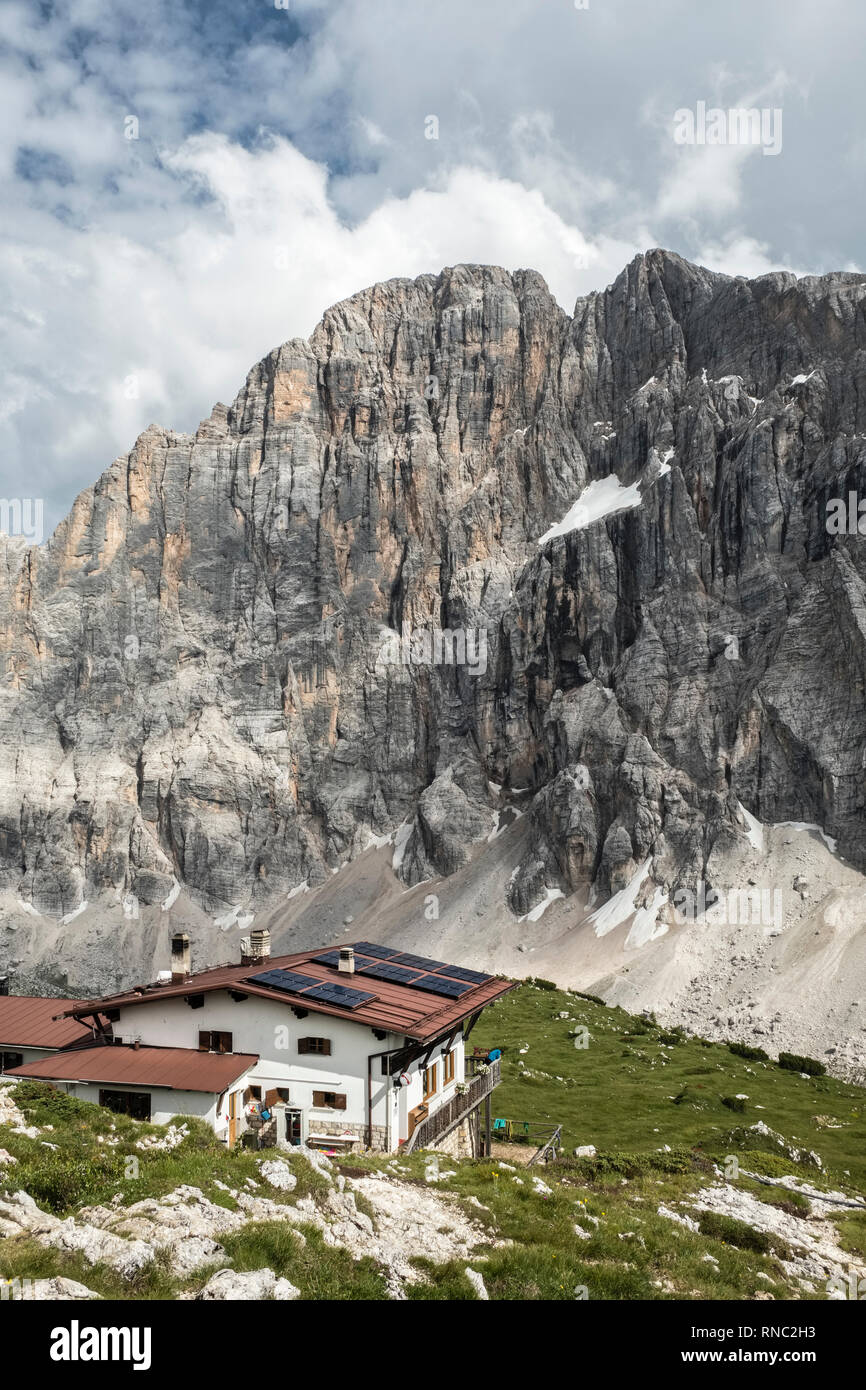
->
[404,1056,501,1154]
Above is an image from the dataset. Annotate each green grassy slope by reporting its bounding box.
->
[473,981,866,1191]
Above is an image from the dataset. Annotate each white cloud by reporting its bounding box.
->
[0,130,650,532]
[695,235,806,279]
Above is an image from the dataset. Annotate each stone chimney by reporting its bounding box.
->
[170,933,190,983]
[338,946,355,975]
[249,928,270,962]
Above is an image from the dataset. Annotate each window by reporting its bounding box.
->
[423,1063,438,1101]
[99,1089,151,1121]
[298,1037,331,1055]
[443,1051,455,1086]
[1,1052,23,1072]
[312,1090,347,1110]
[198,1030,232,1053]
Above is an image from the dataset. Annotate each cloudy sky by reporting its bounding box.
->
[2,0,863,534]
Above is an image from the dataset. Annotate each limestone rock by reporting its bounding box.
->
[197,1267,300,1301]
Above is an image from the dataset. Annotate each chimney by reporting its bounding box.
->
[338,946,355,975]
[249,928,270,963]
[170,933,190,982]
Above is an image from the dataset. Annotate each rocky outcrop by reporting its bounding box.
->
[1,250,866,988]
[196,1268,300,1301]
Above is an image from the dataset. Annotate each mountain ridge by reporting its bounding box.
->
[1,249,865,1063]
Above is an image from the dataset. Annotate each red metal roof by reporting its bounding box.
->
[0,996,102,1050]
[5,1045,257,1092]
[61,946,517,1044]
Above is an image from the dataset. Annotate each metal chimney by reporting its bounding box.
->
[170,933,190,982]
[338,946,355,975]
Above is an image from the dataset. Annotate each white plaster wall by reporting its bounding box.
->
[0,1045,58,1072]
[50,1081,219,1128]
[113,992,403,1132]
[111,989,467,1148]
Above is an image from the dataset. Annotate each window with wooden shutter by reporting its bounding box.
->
[312,1090,346,1110]
[443,1050,455,1085]
[423,1063,438,1101]
[298,1037,331,1055]
[199,1030,233,1053]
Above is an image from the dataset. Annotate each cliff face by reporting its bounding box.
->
[1,250,865,962]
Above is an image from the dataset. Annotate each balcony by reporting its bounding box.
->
[404,1055,501,1154]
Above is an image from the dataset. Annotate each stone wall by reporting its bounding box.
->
[429,1116,476,1160]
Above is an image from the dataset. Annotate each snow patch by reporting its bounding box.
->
[161,879,181,912]
[518,887,564,923]
[774,821,838,855]
[538,475,642,543]
[737,801,764,854]
[538,458,672,546]
[392,821,413,873]
[487,808,522,842]
[589,860,652,939]
[60,901,88,925]
[625,885,669,948]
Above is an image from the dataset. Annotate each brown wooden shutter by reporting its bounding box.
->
[198,1031,209,1052]
[313,1091,347,1110]
[265,1088,281,1107]
[298,1038,310,1054]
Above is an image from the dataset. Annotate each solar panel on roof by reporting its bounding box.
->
[434,964,491,985]
[357,961,424,985]
[312,950,374,969]
[351,941,398,959]
[247,969,320,994]
[393,952,449,971]
[303,981,377,1009]
[408,974,473,998]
